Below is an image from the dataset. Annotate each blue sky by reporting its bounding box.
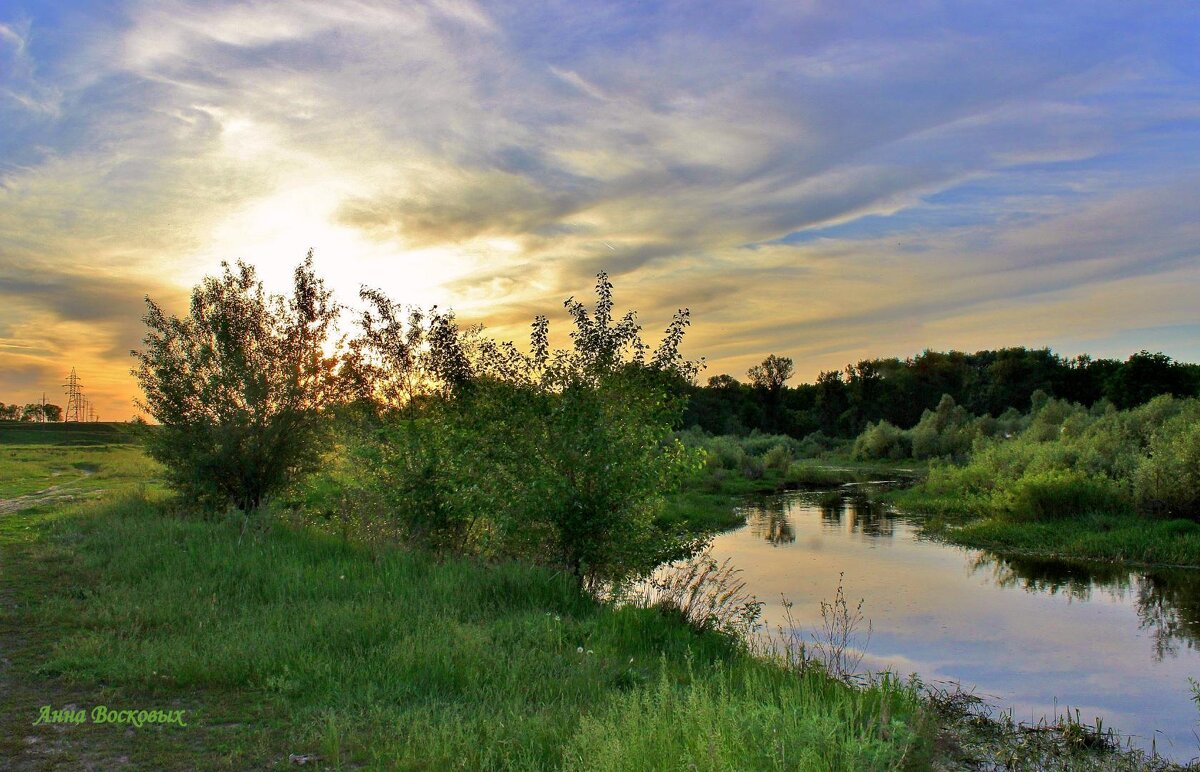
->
[1,1,1198,416]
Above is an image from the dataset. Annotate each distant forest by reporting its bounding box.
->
[683,349,1200,439]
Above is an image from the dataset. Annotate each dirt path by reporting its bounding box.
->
[0,475,104,516]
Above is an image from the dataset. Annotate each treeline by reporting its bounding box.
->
[684,348,1200,438]
[0,401,63,422]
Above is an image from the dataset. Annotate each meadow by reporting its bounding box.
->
[0,431,933,770]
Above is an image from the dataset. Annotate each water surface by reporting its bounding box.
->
[707,491,1200,761]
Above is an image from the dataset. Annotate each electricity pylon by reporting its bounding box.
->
[63,368,83,422]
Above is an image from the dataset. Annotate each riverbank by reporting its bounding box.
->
[884,483,1200,569]
[1,485,932,768]
[5,440,1190,767]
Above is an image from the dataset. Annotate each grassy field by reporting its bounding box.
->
[0,420,142,446]
[1,437,935,769]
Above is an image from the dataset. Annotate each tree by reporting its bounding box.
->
[1107,351,1195,409]
[747,354,794,392]
[747,354,795,433]
[350,271,704,587]
[131,252,344,511]
[43,403,63,422]
[473,273,703,587]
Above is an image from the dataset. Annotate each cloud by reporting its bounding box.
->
[0,0,1198,416]
[0,19,63,115]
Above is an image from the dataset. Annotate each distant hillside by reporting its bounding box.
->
[0,421,143,446]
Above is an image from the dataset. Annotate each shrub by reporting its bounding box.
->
[852,420,908,461]
[351,272,706,587]
[797,430,838,458]
[1135,413,1200,520]
[131,254,343,511]
[762,443,793,473]
[739,453,765,480]
[996,469,1126,522]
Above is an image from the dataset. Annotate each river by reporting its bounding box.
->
[705,488,1200,763]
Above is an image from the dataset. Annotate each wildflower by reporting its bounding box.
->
[577,646,584,654]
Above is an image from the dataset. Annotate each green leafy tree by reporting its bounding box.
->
[131,252,344,511]
[474,273,704,587]
[747,354,794,392]
[351,272,704,586]
[344,290,481,549]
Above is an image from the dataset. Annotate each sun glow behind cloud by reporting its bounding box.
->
[0,0,1198,418]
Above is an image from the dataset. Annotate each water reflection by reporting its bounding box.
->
[746,496,795,544]
[970,553,1200,660]
[747,490,898,543]
[724,490,1200,760]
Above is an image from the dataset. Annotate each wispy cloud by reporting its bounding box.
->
[0,0,1198,415]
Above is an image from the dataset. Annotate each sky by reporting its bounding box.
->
[1,1,1198,420]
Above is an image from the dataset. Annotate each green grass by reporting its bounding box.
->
[918,511,1200,568]
[0,420,142,446]
[1,482,931,769]
[888,476,1200,568]
[0,443,160,499]
[3,441,1181,768]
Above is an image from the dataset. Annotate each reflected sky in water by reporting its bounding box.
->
[710,491,1200,762]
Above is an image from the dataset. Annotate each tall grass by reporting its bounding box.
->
[16,491,930,768]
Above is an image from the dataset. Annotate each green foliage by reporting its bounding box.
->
[564,665,921,771]
[682,346,1198,440]
[762,443,794,473]
[994,469,1126,522]
[852,420,909,461]
[1135,405,1200,519]
[900,393,1200,526]
[346,272,704,587]
[747,354,795,391]
[132,254,344,511]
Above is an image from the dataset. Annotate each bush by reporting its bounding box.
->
[910,395,974,461]
[852,420,908,461]
[131,254,343,511]
[762,443,793,473]
[349,272,705,588]
[739,453,765,480]
[995,469,1126,522]
[797,430,838,458]
[1135,412,1200,519]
